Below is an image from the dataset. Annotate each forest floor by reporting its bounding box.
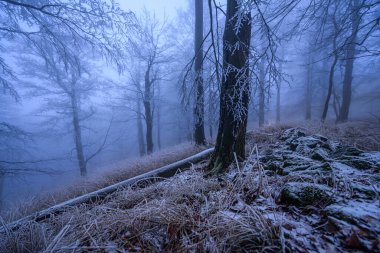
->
[1,121,379,252]
[1,143,205,222]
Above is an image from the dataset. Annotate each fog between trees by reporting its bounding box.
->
[0,0,379,210]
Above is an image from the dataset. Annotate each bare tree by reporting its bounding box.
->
[194,0,206,145]
[128,10,171,154]
[156,83,162,150]
[321,4,340,122]
[258,54,266,127]
[20,40,110,176]
[337,0,361,123]
[0,0,134,99]
[208,0,252,174]
[294,0,380,122]
[305,49,314,120]
[0,0,133,180]
[136,83,146,157]
[249,1,284,128]
[276,58,283,123]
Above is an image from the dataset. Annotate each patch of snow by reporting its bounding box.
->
[361,152,380,163]
[330,162,370,177]
[325,200,380,233]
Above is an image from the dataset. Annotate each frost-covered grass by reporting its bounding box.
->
[1,122,379,252]
[251,119,380,151]
[0,157,282,252]
[1,143,205,223]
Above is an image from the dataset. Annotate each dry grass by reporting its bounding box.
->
[1,120,379,252]
[1,143,206,223]
[249,120,380,151]
[0,145,282,253]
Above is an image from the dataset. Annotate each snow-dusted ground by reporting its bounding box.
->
[254,128,380,252]
[1,127,379,252]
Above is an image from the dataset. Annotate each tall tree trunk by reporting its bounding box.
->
[321,23,339,123]
[321,55,338,122]
[276,84,281,123]
[305,51,313,120]
[208,85,213,139]
[332,85,340,118]
[319,56,329,116]
[337,0,360,123]
[136,91,146,156]
[71,93,87,176]
[208,0,252,174]
[194,0,206,145]
[144,67,154,154]
[276,57,282,123]
[156,84,161,150]
[157,108,161,150]
[258,58,265,127]
[186,110,192,141]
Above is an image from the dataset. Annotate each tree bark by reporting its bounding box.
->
[332,85,340,118]
[276,58,282,123]
[258,58,265,127]
[208,0,252,174]
[136,91,146,156]
[144,66,154,154]
[337,0,360,123]
[321,21,339,123]
[71,92,87,176]
[276,85,281,123]
[156,84,162,150]
[305,51,313,120]
[321,54,338,122]
[208,85,213,139]
[194,0,206,145]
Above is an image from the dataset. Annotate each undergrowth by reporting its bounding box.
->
[1,143,205,222]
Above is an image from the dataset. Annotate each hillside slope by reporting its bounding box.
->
[1,123,379,252]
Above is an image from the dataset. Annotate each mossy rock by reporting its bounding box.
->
[351,183,380,199]
[311,134,328,142]
[297,136,327,148]
[283,154,314,167]
[283,165,313,173]
[308,162,333,172]
[286,171,333,185]
[310,148,331,161]
[280,128,306,142]
[328,140,343,153]
[325,201,380,233]
[339,156,374,170]
[345,147,365,156]
[288,135,330,152]
[264,161,284,174]
[294,144,313,155]
[260,154,283,163]
[333,146,364,158]
[279,182,334,207]
[360,152,380,171]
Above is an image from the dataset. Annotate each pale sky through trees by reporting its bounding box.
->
[120,0,187,18]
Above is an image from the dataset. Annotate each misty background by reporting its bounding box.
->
[0,0,379,211]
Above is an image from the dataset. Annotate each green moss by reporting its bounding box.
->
[279,182,334,207]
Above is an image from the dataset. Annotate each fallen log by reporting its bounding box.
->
[0,147,214,233]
